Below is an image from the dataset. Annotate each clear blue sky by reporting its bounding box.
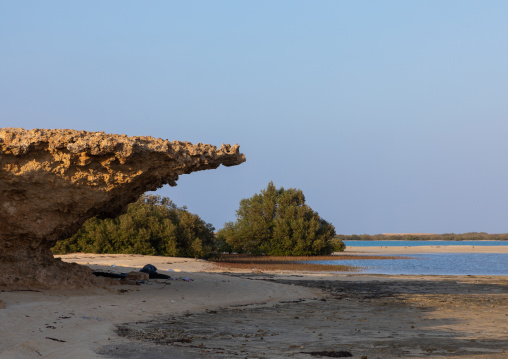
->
[2,1,508,234]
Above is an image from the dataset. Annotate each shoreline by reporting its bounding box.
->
[344,244,508,254]
[1,253,508,358]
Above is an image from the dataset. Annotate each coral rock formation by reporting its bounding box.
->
[0,128,245,288]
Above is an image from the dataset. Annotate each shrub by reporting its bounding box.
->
[51,194,216,259]
[216,182,344,255]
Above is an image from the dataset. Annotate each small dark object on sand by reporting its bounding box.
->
[92,272,127,279]
[46,337,66,343]
[301,350,353,358]
[92,265,171,280]
[140,264,171,279]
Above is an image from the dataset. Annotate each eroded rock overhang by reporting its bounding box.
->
[0,128,245,288]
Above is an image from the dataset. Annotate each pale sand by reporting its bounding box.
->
[0,254,319,359]
[0,250,507,358]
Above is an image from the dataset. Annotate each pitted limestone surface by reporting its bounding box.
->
[0,128,245,288]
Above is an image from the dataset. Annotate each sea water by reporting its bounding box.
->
[307,240,508,275]
[307,253,508,275]
[343,240,508,247]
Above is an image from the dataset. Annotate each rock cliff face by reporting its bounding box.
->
[0,128,245,288]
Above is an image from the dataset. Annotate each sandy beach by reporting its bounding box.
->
[1,248,508,358]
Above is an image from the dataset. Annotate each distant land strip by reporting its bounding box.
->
[337,232,508,241]
[381,233,435,236]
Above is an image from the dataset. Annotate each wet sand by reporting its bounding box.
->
[1,252,507,358]
[101,274,508,359]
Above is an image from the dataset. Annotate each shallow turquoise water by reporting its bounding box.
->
[307,253,508,275]
[343,240,508,247]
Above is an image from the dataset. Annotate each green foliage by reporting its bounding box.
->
[51,195,216,259]
[216,182,343,256]
[329,236,347,252]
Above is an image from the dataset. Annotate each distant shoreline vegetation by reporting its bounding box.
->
[336,233,508,241]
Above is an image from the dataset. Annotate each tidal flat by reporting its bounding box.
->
[102,273,508,359]
[1,253,507,358]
